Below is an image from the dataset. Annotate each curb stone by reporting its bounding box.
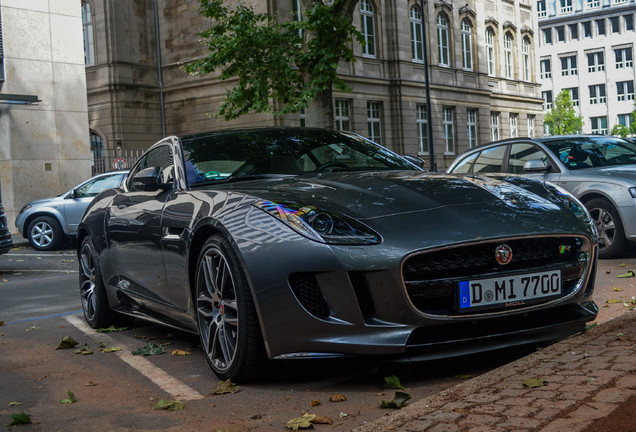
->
[352,313,635,432]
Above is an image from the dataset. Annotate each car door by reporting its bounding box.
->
[106,142,176,316]
[63,172,126,235]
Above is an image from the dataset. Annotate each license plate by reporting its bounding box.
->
[458,270,561,312]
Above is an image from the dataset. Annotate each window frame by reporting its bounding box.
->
[82,1,95,66]
[437,13,450,67]
[490,112,500,141]
[410,6,424,62]
[334,99,351,131]
[560,55,578,76]
[443,106,455,154]
[416,104,429,154]
[486,27,496,76]
[467,108,478,148]
[617,81,635,101]
[366,101,382,143]
[360,0,376,58]
[461,19,474,71]
[509,113,518,138]
[540,58,552,79]
[503,32,514,79]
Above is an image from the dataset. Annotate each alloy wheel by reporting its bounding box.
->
[79,242,97,322]
[31,221,54,248]
[590,207,615,251]
[196,247,239,373]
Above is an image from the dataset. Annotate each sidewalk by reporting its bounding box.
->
[353,312,635,432]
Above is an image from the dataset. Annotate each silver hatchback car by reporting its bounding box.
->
[15,170,127,250]
[447,135,636,259]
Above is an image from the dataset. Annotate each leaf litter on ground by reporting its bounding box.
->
[55,336,79,350]
[74,344,93,355]
[523,378,548,388]
[213,379,240,395]
[132,342,165,356]
[153,400,185,410]
[60,390,77,405]
[382,375,407,390]
[380,391,411,409]
[7,412,32,426]
[95,325,128,333]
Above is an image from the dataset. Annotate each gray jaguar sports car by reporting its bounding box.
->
[78,128,599,382]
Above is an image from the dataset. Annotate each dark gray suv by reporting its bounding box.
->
[447,135,636,258]
[0,201,13,254]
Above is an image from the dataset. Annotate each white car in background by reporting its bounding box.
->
[15,170,127,250]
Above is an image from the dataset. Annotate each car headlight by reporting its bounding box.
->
[253,200,381,245]
[18,204,32,215]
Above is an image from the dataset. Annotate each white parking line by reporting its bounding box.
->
[65,315,205,401]
[6,253,76,257]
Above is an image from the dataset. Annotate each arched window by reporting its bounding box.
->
[522,36,531,81]
[360,0,376,57]
[485,27,496,76]
[410,6,423,62]
[504,32,514,79]
[82,1,95,65]
[437,13,449,67]
[461,19,474,70]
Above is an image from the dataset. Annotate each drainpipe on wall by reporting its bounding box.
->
[154,0,166,138]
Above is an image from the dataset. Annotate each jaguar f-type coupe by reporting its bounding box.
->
[78,128,599,382]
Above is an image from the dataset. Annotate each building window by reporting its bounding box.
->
[90,132,104,158]
[617,81,635,101]
[610,17,620,33]
[527,115,535,138]
[587,52,605,72]
[567,87,580,106]
[561,55,578,76]
[590,116,608,135]
[587,0,600,7]
[367,102,382,143]
[510,114,518,138]
[538,0,547,18]
[443,107,455,153]
[486,27,496,76]
[583,22,592,37]
[540,59,552,79]
[504,32,514,79]
[556,26,565,42]
[522,37,531,81]
[82,1,95,66]
[360,0,376,57]
[569,24,578,40]
[461,19,474,71]
[618,113,632,127]
[437,13,450,67]
[490,112,500,141]
[334,99,350,131]
[0,5,4,82]
[615,47,633,69]
[410,6,423,62]
[596,19,606,36]
[467,109,478,148]
[560,0,573,13]
[543,28,552,45]
[416,104,429,153]
[626,15,634,31]
[542,90,553,110]
[299,107,306,127]
[589,84,607,104]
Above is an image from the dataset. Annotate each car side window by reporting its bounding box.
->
[127,145,174,192]
[508,144,549,174]
[472,145,507,173]
[452,152,479,173]
[75,174,123,198]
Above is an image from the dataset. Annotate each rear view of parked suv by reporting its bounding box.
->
[448,135,636,258]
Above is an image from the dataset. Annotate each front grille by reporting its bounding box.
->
[403,236,589,316]
[289,273,330,319]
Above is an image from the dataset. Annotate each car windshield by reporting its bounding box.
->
[180,129,416,186]
[543,136,636,170]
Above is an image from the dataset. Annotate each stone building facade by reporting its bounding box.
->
[84,0,543,171]
[0,0,91,231]
[536,0,635,135]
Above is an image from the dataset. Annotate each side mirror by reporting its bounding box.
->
[401,154,426,170]
[523,159,550,173]
[133,166,171,191]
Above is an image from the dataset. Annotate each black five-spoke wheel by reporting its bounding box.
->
[195,235,264,382]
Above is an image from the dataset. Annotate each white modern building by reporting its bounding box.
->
[537,0,636,135]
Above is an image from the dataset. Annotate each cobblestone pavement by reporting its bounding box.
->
[353,313,635,432]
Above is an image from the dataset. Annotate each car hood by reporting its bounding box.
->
[24,195,66,207]
[212,171,591,245]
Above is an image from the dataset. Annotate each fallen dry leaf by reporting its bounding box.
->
[329,393,346,402]
[171,349,191,356]
[523,378,548,388]
[286,413,315,430]
[213,379,240,395]
[310,399,321,407]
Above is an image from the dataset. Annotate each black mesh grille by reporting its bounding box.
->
[403,236,589,316]
[289,273,330,319]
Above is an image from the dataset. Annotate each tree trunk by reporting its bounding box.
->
[305,88,333,129]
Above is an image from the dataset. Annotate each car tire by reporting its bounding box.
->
[585,198,629,259]
[195,235,265,382]
[79,236,120,329]
[28,215,63,251]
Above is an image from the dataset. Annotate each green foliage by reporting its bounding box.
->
[544,89,584,135]
[380,391,411,409]
[132,342,165,356]
[611,124,630,137]
[183,0,363,121]
[7,412,32,426]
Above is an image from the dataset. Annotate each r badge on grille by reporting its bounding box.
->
[495,244,513,265]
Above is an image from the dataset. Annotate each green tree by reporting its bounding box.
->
[543,89,584,135]
[183,0,362,128]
